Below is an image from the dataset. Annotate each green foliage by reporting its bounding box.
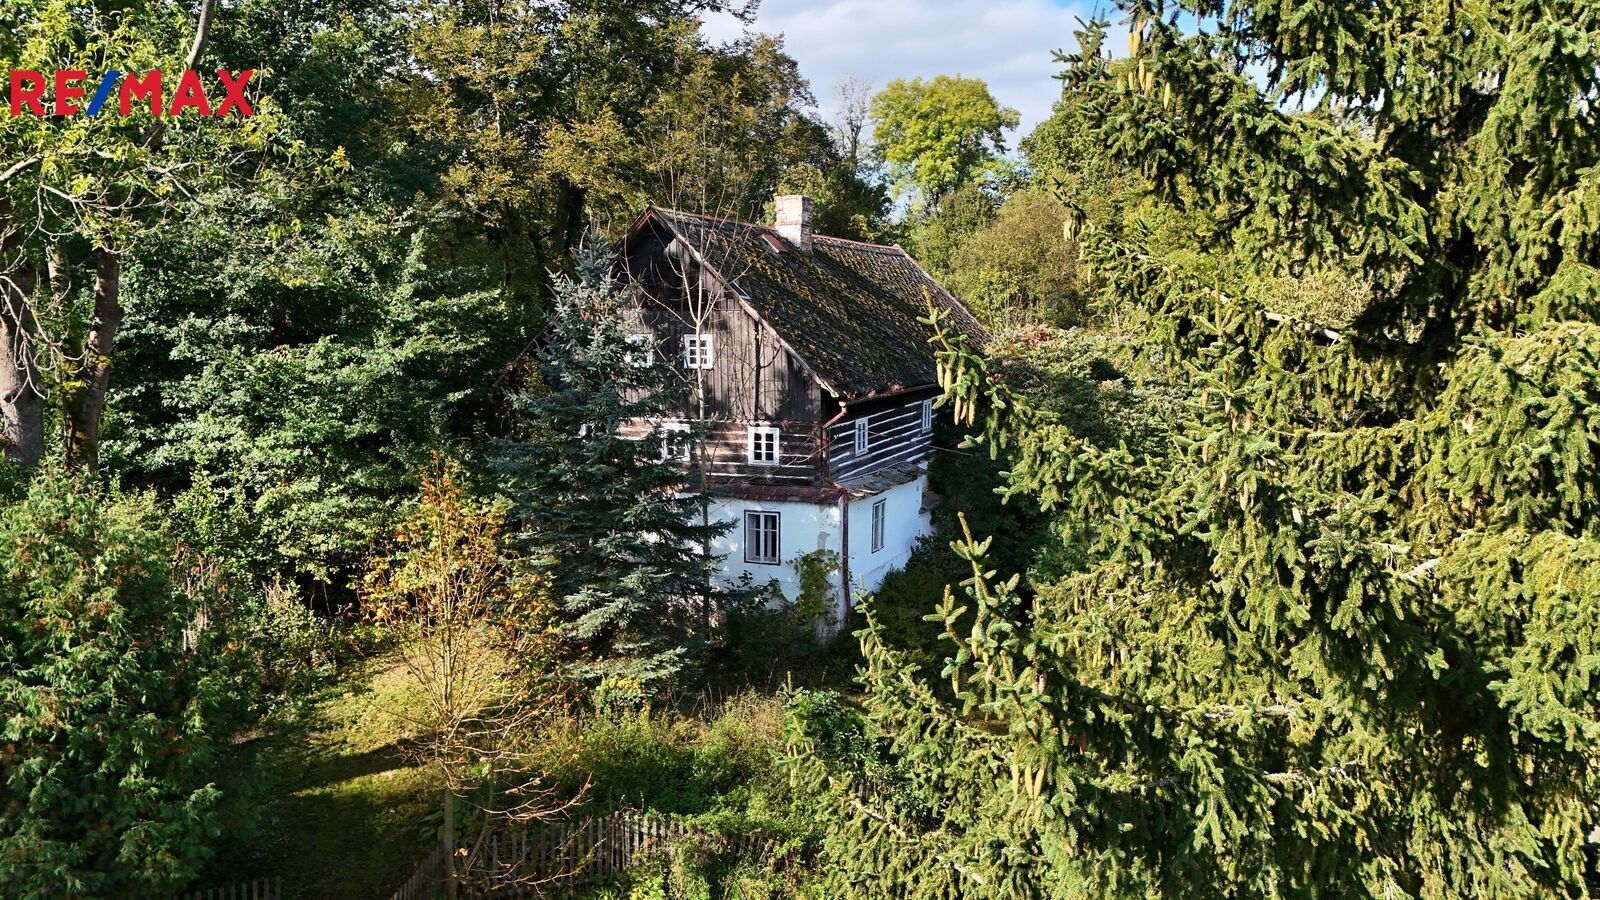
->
[831,545,964,679]
[534,694,794,820]
[790,3,1600,897]
[717,552,840,686]
[944,187,1086,328]
[0,474,240,898]
[904,182,998,280]
[870,75,1019,206]
[497,242,747,691]
[109,196,524,595]
[632,33,837,224]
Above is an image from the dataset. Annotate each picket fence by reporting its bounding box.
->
[179,876,282,900]
[393,838,452,900]
[393,810,772,899]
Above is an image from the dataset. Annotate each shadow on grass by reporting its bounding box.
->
[200,658,440,900]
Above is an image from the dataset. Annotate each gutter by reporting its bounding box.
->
[819,401,852,618]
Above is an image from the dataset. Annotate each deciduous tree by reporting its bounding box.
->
[870,75,1018,207]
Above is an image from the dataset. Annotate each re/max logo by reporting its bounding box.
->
[7,70,255,117]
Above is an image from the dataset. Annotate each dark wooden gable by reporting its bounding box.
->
[619,215,822,425]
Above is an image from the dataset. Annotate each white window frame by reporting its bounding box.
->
[871,498,886,553]
[854,417,870,454]
[625,333,655,367]
[682,332,714,369]
[921,399,933,433]
[747,424,780,466]
[744,510,781,565]
[659,421,691,461]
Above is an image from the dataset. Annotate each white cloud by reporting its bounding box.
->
[703,0,1096,150]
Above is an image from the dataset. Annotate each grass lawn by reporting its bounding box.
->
[202,655,442,900]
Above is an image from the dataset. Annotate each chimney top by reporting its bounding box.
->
[773,194,814,254]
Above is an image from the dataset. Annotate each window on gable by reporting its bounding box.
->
[683,333,714,369]
[854,417,870,455]
[748,425,780,465]
[745,511,781,565]
[660,421,691,462]
[625,333,655,367]
[871,499,886,553]
[921,399,933,433]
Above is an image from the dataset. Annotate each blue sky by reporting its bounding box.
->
[702,0,1100,147]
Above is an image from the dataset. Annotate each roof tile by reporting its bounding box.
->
[649,208,987,398]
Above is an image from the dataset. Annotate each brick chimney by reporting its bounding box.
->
[773,194,814,254]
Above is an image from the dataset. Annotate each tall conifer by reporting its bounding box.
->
[498,243,738,694]
[789,3,1600,896]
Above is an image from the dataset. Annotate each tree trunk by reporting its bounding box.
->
[0,263,44,469]
[444,786,458,900]
[63,248,122,473]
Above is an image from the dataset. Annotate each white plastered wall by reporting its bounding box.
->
[707,496,843,606]
[706,472,932,627]
[844,473,931,600]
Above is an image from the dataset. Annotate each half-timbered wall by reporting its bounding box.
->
[825,392,937,482]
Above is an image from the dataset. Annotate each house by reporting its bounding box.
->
[615,195,987,623]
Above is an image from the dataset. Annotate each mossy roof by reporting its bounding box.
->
[643,207,987,399]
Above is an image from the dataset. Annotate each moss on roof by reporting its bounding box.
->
[650,207,987,398]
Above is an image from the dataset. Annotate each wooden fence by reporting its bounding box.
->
[393,810,773,899]
[180,877,282,900]
[393,838,452,900]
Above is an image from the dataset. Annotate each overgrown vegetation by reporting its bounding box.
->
[4,0,1597,897]
[0,473,240,897]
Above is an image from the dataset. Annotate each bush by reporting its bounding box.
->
[529,693,794,818]
[714,552,839,685]
[237,579,354,702]
[536,694,820,899]
[0,473,242,898]
[170,483,371,708]
[827,542,965,680]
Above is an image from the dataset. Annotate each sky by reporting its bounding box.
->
[701,0,1099,148]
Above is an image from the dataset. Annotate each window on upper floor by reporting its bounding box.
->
[921,399,933,433]
[854,417,870,455]
[625,333,655,367]
[871,498,886,553]
[745,511,781,565]
[747,425,780,465]
[682,332,714,369]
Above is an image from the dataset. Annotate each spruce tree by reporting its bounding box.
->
[497,243,737,695]
[788,3,1600,897]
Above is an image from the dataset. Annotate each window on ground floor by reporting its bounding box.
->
[871,498,886,553]
[745,511,781,565]
[660,421,691,461]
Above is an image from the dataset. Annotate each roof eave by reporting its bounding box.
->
[640,207,848,401]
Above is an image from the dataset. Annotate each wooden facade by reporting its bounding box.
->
[618,214,939,495]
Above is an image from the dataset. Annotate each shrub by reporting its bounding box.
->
[0,473,240,898]
[715,552,839,685]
